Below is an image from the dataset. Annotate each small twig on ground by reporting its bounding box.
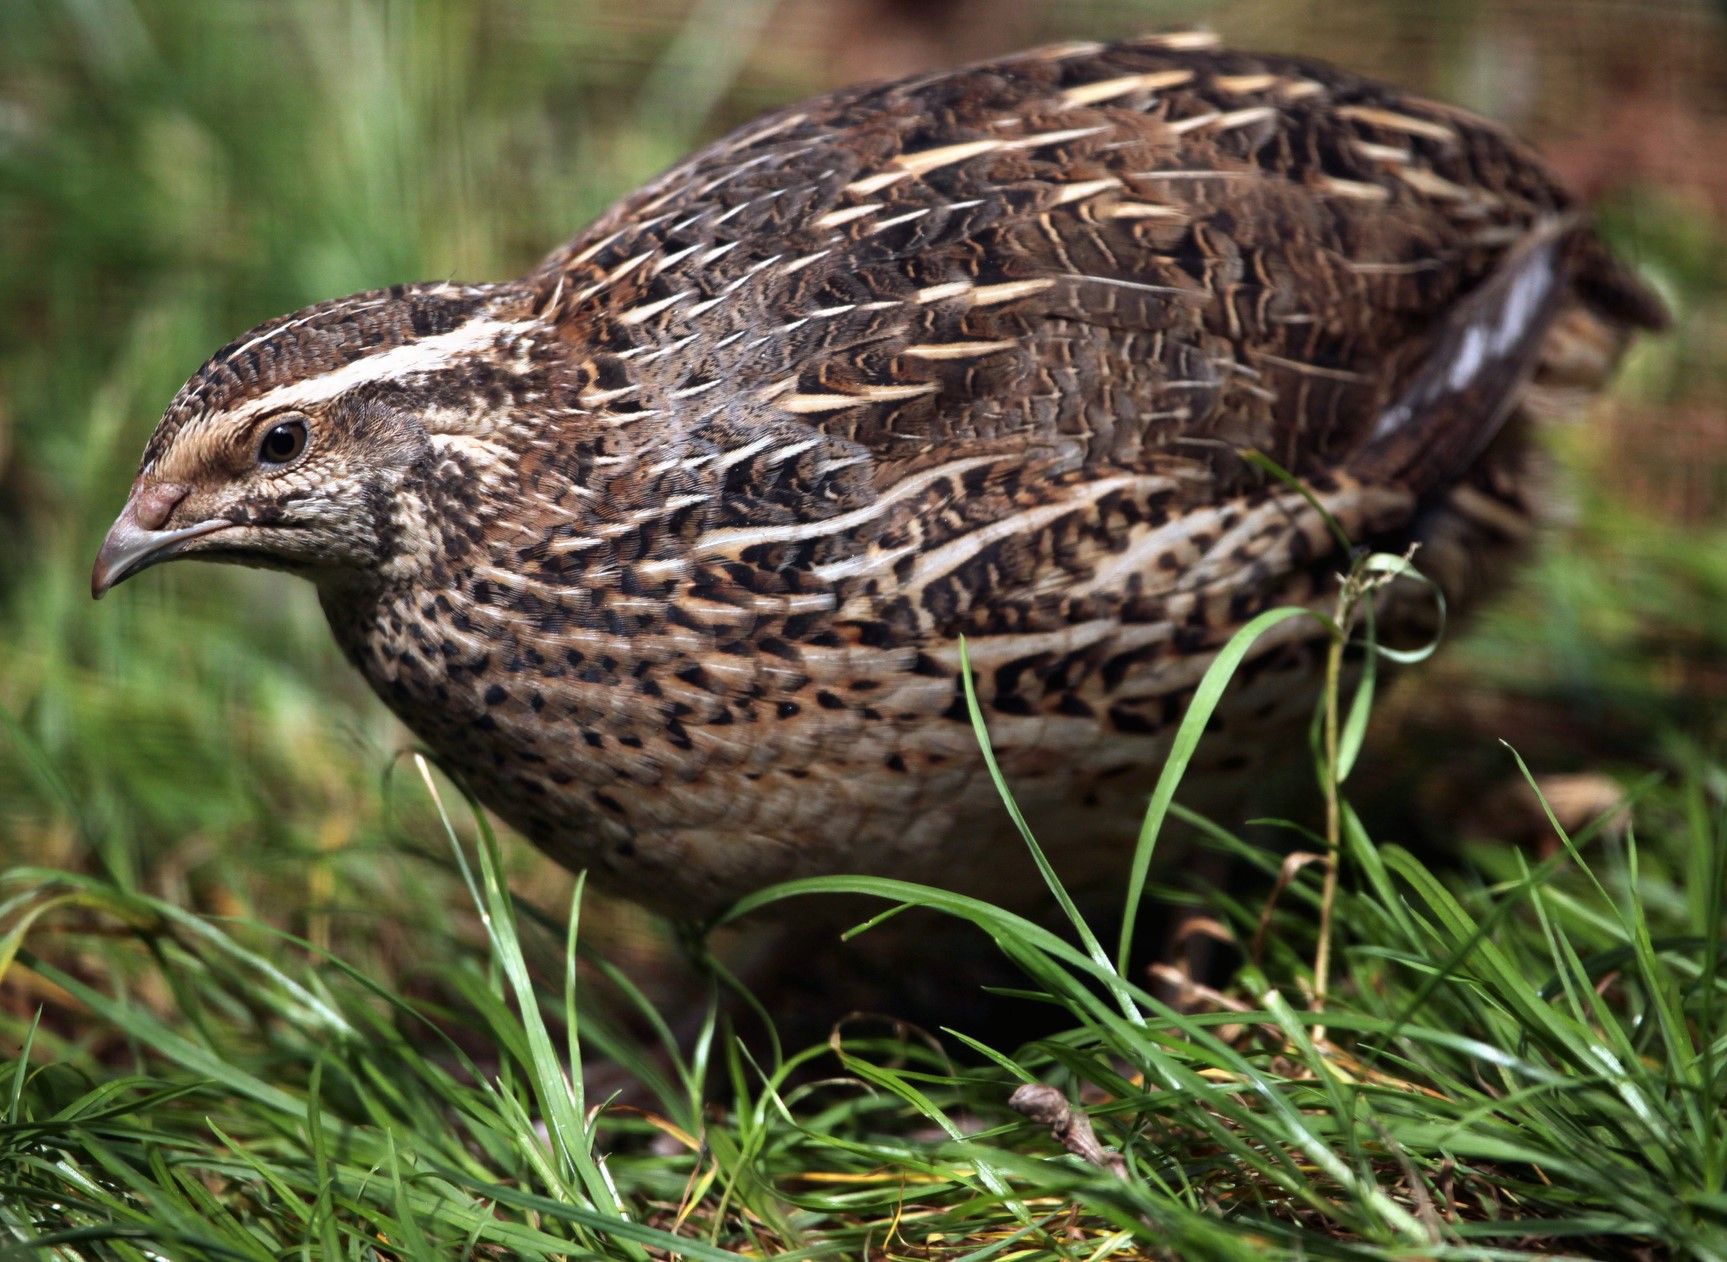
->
[1008,1084,1128,1181]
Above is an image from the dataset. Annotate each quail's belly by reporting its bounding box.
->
[329,461,1484,917]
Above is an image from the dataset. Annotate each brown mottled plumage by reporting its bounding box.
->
[94,35,1664,918]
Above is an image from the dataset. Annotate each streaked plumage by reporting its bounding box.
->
[95,35,1664,917]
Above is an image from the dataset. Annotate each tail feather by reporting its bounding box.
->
[1353,217,1579,495]
[1573,234,1671,334]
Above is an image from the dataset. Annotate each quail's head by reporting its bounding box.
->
[92,282,538,597]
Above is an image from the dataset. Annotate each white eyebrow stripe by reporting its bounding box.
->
[218,317,530,422]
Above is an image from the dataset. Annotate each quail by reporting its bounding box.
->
[94,35,1665,920]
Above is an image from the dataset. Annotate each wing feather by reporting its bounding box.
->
[529,39,1660,639]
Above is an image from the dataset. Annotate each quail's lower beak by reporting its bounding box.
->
[91,483,233,598]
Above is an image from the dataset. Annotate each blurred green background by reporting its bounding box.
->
[1,0,1724,1003]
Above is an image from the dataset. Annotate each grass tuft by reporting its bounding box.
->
[5,527,1725,1256]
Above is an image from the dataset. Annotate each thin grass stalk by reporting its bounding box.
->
[1312,589,1347,1028]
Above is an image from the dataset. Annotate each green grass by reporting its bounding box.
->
[4,0,1727,1257]
[3,607,1724,1258]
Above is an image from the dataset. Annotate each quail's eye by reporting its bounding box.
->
[257,418,309,466]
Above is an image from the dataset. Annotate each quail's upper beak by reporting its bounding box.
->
[91,482,233,599]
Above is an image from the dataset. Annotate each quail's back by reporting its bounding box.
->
[98,35,1665,917]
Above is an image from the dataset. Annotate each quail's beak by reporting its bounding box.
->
[91,482,234,599]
